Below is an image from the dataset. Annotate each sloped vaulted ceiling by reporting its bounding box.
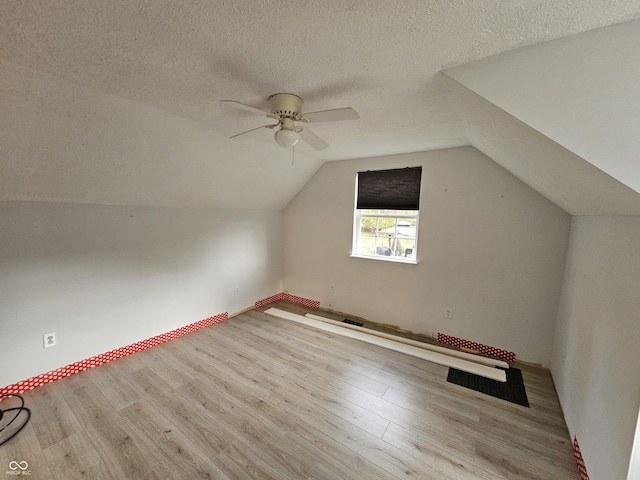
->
[444,18,640,215]
[1,1,640,210]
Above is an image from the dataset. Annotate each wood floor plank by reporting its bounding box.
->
[119,398,233,480]
[25,381,82,451]
[2,302,580,479]
[285,420,393,480]
[135,343,196,389]
[293,413,451,479]
[180,379,296,441]
[60,380,155,479]
[215,418,325,480]
[88,359,146,411]
[217,322,318,375]
[244,310,390,370]
[478,408,574,452]
[169,342,275,401]
[382,421,506,480]
[382,384,481,423]
[304,366,391,398]
[0,421,54,479]
[214,441,291,480]
[474,440,577,480]
[304,369,482,441]
[132,370,239,458]
[304,461,350,480]
[474,430,580,479]
[275,373,391,438]
[42,432,116,480]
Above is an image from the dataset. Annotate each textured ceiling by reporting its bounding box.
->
[2,0,640,209]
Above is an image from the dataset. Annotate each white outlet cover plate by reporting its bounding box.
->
[44,332,56,348]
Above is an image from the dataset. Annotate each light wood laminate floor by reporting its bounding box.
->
[1,302,580,479]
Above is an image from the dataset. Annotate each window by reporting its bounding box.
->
[352,167,422,263]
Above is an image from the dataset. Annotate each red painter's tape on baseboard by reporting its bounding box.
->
[573,436,590,480]
[437,333,516,362]
[255,292,320,309]
[255,293,286,308]
[0,312,228,396]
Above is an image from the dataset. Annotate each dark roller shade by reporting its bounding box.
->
[357,167,422,210]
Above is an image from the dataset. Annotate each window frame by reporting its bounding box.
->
[351,209,419,264]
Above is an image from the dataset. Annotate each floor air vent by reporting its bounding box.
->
[342,319,364,327]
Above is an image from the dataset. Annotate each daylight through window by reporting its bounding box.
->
[352,167,422,262]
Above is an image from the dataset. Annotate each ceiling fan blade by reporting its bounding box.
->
[299,128,329,151]
[229,124,277,139]
[220,100,267,115]
[303,107,359,123]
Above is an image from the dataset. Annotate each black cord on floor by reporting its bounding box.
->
[0,395,31,447]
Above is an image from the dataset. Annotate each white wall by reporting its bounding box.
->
[551,215,640,480]
[283,147,571,365]
[0,201,282,387]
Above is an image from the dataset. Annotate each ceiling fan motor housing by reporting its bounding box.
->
[269,93,304,121]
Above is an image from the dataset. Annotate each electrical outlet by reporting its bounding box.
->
[444,308,453,319]
[234,286,239,295]
[330,284,335,293]
[44,332,57,348]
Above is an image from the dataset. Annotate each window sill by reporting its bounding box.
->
[349,254,418,265]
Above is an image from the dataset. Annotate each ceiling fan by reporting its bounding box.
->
[221,93,359,151]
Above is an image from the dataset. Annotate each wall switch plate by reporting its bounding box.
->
[44,332,57,348]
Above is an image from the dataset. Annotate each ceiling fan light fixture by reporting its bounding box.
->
[274,129,300,148]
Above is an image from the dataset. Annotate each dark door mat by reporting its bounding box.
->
[343,319,364,327]
[447,367,529,407]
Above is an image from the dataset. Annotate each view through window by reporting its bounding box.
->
[354,209,418,260]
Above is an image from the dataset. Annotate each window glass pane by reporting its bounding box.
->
[359,235,376,256]
[396,237,416,258]
[375,217,395,233]
[355,213,418,260]
[360,217,375,235]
